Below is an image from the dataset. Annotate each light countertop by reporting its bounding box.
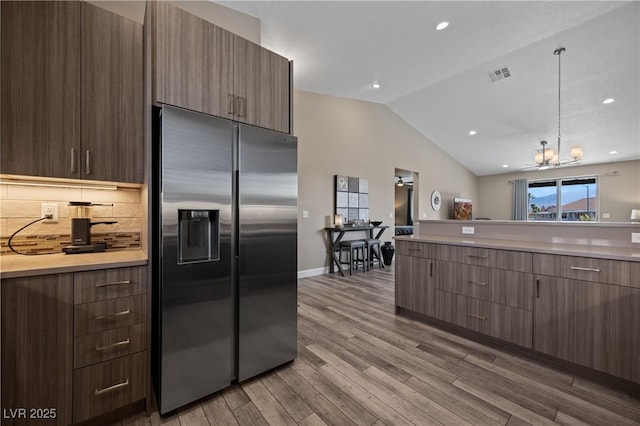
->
[0,249,148,279]
[395,235,640,262]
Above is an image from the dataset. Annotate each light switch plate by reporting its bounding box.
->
[632,233,640,244]
[302,210,309,218]
[462,226,475,235]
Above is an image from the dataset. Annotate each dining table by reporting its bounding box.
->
[324,224,389,276]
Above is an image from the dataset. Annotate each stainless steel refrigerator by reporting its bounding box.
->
[152,105,297,414]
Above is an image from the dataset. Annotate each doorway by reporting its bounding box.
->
[394,168,418,235]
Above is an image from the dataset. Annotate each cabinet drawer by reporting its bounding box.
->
[436,261,533,310]
[74,266,147,304]
[74,323,145,369]
[396,241,431,258]
[436,290,532,348]
[73,351,146,423]
[533,253,638,288]
[434,244,532,272]
[74,295,146,336]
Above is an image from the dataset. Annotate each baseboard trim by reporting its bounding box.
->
[297,267,329,279]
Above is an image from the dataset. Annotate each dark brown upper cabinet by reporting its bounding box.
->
[1,1,81,179]
[1,1,144,183]
[81,3,144,183]
[151,1,291,134]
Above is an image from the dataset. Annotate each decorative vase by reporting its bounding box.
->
[380,242,395,266]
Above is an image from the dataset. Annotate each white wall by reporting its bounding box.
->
[476,160,640,222]
[294,90,477,273]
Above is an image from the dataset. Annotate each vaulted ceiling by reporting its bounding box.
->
[218,1,639,176]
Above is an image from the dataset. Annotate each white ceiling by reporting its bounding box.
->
[218,1,639,176]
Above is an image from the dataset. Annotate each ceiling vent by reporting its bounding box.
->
[487,66,511,83]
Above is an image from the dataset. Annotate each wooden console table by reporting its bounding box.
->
[324,225,389,276]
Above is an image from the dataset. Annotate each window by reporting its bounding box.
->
[528,176,598,221]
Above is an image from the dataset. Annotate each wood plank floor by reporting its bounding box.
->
[121,266,640,425]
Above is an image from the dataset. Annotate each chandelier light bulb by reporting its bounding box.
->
[570,146,583,160]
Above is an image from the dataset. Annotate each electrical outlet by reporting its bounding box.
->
[462,226,475,235]
[41,203,59,223]
[602,213,610,219]
[632,233,640,244]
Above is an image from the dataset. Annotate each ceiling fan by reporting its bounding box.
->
[395,176,413,186]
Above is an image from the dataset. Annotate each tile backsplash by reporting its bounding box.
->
[0,184,142,255]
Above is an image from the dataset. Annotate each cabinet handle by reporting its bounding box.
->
[536,279,540,298]
[235,96,243,117]
[408,248,421,252]
[70,148,77,173]
[95,280,132,288]
[468,255,487,260]
[570,266,601,273]
[95,309,130,320]
[95,338,130,351]
[468,280,487,286]
[430,262,433,278]
[94,379,129,396]
[227,93,234,114]
[85,150,91,175]
[469,313,487,320]
[241,96,246,117]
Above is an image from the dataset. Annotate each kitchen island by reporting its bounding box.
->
[395,220,640,394]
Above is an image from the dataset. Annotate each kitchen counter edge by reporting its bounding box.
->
[0,249,148,279]
[394,235,640,262]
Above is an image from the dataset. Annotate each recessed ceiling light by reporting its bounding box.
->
[609,150,618,154]
[602,98,615,104]
[502,164,509,168]
[371,82,380,89]
[468,130,476,135]
[435,21,449,31]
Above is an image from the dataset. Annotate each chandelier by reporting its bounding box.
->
[534,47,583,170]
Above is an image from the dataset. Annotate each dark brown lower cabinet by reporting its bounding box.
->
[436,290,532,348]
[396,239,640,388]
[1,266,148,425]
[436,261,533,310]
[534,276,640,383]
[395,255,436,317]
[1,274,74,426]
[72,352,146,423]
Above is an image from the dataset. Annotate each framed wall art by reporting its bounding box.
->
[335,175,369,224]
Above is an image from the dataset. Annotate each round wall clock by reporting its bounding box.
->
[431,190,442,211]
